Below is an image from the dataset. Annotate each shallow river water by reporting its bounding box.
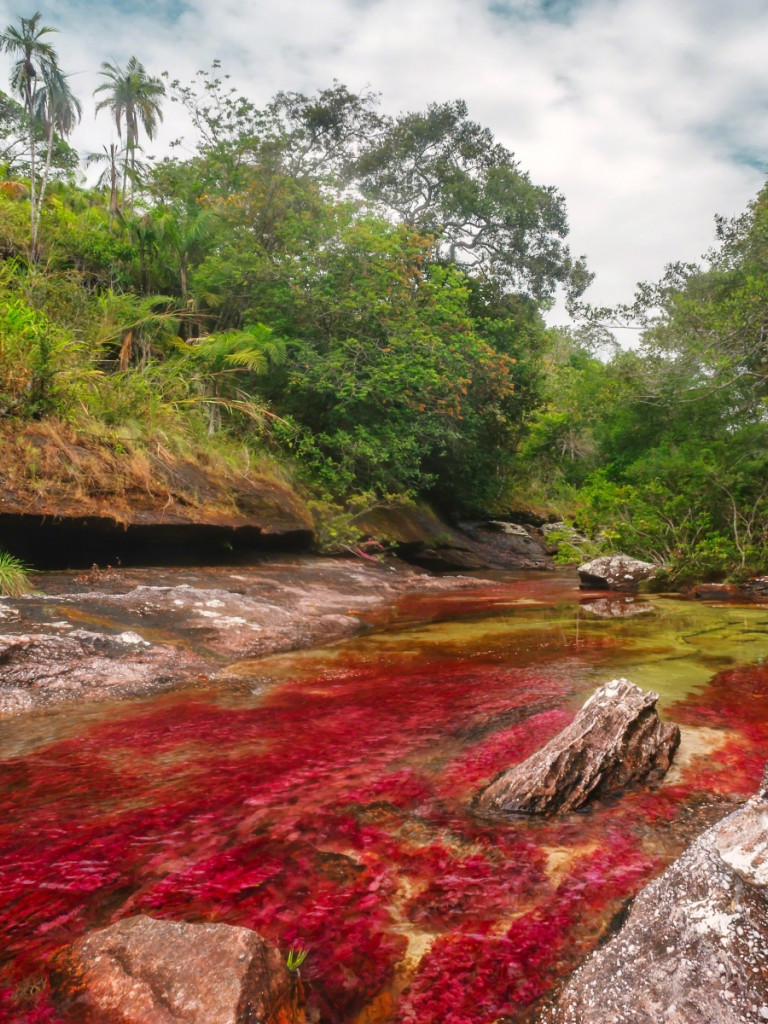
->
[2,570,768,1023]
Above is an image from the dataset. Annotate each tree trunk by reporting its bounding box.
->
[25,79,37,261]
[108,144,119,229]
[33,120,55,242]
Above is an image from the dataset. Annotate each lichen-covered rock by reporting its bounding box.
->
[49,914,300,1024]
[578,554,658,591]
[476,679,679,815]
[541,767,768,1024]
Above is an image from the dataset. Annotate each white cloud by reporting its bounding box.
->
[0,0,764,325]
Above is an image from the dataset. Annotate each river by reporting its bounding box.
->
[2,567,768,1023]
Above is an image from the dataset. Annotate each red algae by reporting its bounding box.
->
[2,584,768,1023]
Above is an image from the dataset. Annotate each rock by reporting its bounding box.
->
[1,559,493,717]
[488,520,531,536]
[541,766,768,1024]
[49,914,300,1024]
[351,502,552,571]
[0,623,210,718]
[739,576,768,598]
[578,553,658,591]
[0,631,204,714]
[479,520,552,562]
[475,679,680,815]
[0,422,313,568]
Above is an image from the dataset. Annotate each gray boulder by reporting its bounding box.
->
[578,553,658,590]
[542,765,768,1023]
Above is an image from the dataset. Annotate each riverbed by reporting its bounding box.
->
[2,566,768,1023]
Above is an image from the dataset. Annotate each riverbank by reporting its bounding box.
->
[0,556,498,719]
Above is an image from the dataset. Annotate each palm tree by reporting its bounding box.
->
[33,67,81,240]
[151,204,217,300]
[0,11,60,257]
[86,143,147,228]
[94,57,165,214]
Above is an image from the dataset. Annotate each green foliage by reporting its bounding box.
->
[286,947,309,972]
[0,548,32,596]
[0,49,593,535]
[0,271,77,417]
[355,99,590,303]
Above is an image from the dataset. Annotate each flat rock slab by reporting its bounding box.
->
[541,767,768,1023]
[0,631,204,714]
[50,914,299,1024]
[578,554,658,591]
[476,679,680,815]
[0,558,489,716]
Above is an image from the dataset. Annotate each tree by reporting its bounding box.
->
[94,56,165,213]
[149,203,217,300]
[0,10,60,256]
[355,100,590,303]
[0,89,76,180]
[33,67,81,239]
[85,143,123,226]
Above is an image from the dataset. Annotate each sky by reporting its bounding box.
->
[0,0,766,325]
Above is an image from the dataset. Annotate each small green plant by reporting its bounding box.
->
[286,946,308,972]
[0,549,33,597]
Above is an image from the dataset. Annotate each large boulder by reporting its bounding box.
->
[350,502,553,571]
[49,915,300,1024]
[578,554,658,591]
[475,679,680,815]
[541,766,768,1023]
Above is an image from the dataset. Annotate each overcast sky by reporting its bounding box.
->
[0,0,766,324]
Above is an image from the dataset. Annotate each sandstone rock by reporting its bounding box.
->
[739,576,768,598]
[542,766,768,1023]
[49,914,300,1024]
[351,503,552,571]
[1,559,492,717]
[0,631,204,714]
[476,679,679,815]
[0,423,314,567]
[578,553,658,591]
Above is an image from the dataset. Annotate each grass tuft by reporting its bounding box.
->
[0,549,32,597]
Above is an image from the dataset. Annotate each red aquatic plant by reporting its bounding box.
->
[1,586,766,1024]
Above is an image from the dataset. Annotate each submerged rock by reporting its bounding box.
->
[0,558,492,716]
[578,554,658,591]
[0,631,204,713]
[542,766,768,1023]
[50,914,300,1024]
[476,679,680,815]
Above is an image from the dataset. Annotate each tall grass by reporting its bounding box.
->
[0,549,32,597]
